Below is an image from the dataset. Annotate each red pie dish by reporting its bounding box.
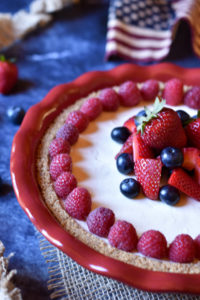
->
[10,63,200,294]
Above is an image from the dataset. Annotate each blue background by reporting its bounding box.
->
[0,1,200,299]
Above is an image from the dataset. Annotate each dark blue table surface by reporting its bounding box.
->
[1,2,200,299]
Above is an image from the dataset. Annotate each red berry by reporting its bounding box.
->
[65,110,89,133]
[65,187,92,220]
[0,58,18,94]
[81,97,102,120]
[194,235,200,259]
[182,147,200,184]
[54,172,77,199]
[49,137,70,159]
[56,123,79,145]
[123,116,137,133]
[185,118,200,150]
[50,153,72,181]
[86,207,115,237]
[133,133,154,161]
[118,81,141,107]
[108,220,138,252]
[163,78,183,106]
[169,234,195,263]
[115,133,133,159]
[168,168,200,201]
[141,79,159,101]
[134,158,162,200]
[99,88,120,111]
[184,86,200,109]
[137,230,167,259]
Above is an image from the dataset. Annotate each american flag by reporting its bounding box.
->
[105,0,199,62]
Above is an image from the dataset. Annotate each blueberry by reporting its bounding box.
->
[134,110,147,126]
[159,185,180,206]
[160,147,183,169]
[116,153,134,174]
[176,110,191,126]
[120,178,140,198]
[7,106,25,125]
[111,126,131,144]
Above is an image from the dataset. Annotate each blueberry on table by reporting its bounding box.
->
[116,153,134,174]
[159,185,180,206]
[176,110,191,126]
[111,126,131,144]
[120,178,140,198]
[134,109,147,126]
[160,147,183,169]
[7,106,25,125]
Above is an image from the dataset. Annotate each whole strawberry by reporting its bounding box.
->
[0,56,18,94]
[185,111,200,150]
[137,98,187,151]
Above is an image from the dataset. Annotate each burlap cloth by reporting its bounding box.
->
[37,233,200,300]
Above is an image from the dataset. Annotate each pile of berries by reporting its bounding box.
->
[47,77,200,264]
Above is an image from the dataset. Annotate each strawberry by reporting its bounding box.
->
[137,98,187,151]
[0,56,18,94]
[168,168,200,201]
[115,133,133,159]
[182,147,200,184]
[185,111,200,150]
[123,117,137,133]
[134,158,162,200]
[132,133,154,161]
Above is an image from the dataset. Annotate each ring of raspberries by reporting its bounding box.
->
[48,78,200,264]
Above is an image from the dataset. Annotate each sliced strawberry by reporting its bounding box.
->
[182,147,200,184]
[134,158,162,200]
[132,133,154,161]
[185,115,200,150]
[115,133,133,159]
[123,117,137,133]
[168,168,200,201]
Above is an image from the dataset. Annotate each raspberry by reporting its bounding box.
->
[65,110,89,133]
[50,153,72,181]
[80,97,103,120]
[65,187,92,220]
[137,230,167,259]
[140,79,159,101]
[163,78,183,106]
[99,88,120,111]
[118,81,141,107]
[108,220,138,252]
[169,234,195,263]
[194,234,200,259]
[184,86,200,109]
[54,172,77,199]
[49,137,70,160]
[86,207,115,237]
[56,123,79,145]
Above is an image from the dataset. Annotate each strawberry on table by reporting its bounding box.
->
[185,111,200,150]
[168,168,200,201]
[134,158,162,200]
[0,55,18,94]
[137,98,187,151]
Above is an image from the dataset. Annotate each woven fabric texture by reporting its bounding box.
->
[37,233,200,300]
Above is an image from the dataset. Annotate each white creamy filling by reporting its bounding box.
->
[69,98,199,245]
